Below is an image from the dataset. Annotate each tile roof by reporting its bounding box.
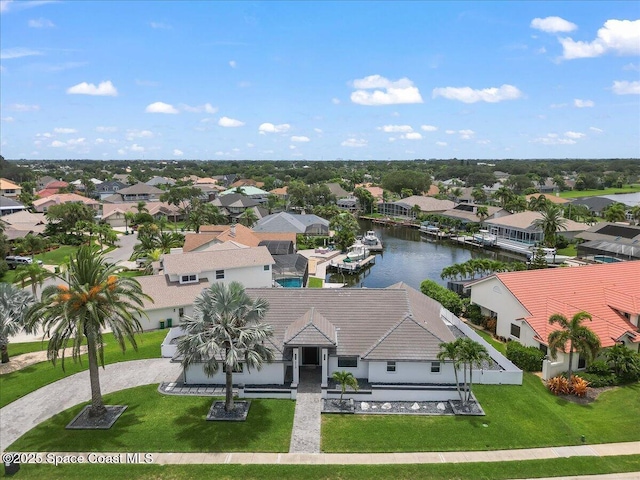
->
[33,193,98,207]
[398,196,456,212]
[284,308,337,346]
[0,178,20,190]
[219,186,268,196]
[117,183,164,195]
[491,261,640,348]
[525,193,570,205]
[161,246,274,276]
[136,275,210,310]
[485,211,589,232]
[253,212,329,234]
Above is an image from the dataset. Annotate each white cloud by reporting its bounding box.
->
[445,130,456,135]
[314,128,323,134]
[530,16,577,33]
[53,127,77,134]
[622,63,640,72]
[331,98,341,105]
[180,102,218,114]
[477,139,491,145]
[560,19,640,59]
[289,145,296,150]
[550,103,568,109]
[402,132,422,140]
[564,131,585,139]
[117,149,126,155]
[341,138,368,147]
[2,0,59,13]
[126,129,154,140]
[67,80,118,96]
[173,149,184,156]
[459,129,475,140]
[420,125,438,132]
[0,47,43,59]
[50,140,66,148]
[533,133,577,145]
[36,132,52,138]
[350,75,423,106]
[379,124,413,133]
[96,126,117,133]
[218,116,245,127]
[145,101,179,114]
[1,116,15,122]
[67,137,86,145]
[95,138,105,144]
[258,122,290,134]
[130,144,145,152]
[291,135,310,142]
[229,60,237,68]
[574,99,594,108]
[150,21,171,29]
[246,143,254,148]
[612,80,640,95]
[8,103,39,112]
[435,141,447,147]
[589,127,604,133]
[28,17,54,28]
[432,84,522,103]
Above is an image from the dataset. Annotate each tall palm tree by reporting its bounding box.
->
[603,203,627,223]
[533,205,568,248]
[548,311,601,380]
[178,282,274,412]
[438,340,464,404]
[0,283,35,363]
[24,246,151,417]
[493,186,514,208]
[332,370,359,403]
[475,206,489,223]
[460,338,490,404]
[239,208,258,228]
[14,263,51,298]
[124,211,136,234]
[135,201,149,214]
[631,206,640,226]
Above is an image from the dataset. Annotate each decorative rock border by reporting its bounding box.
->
[66,405,127,430]
[206,400,251,422]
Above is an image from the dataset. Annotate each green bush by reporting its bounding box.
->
[575,372,618,388]
[586,360,611,376]
[506,341,545,372]
[419,280,463,315]
[465,304,484,326]
[0,259,7,277]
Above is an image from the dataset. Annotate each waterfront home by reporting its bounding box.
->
[439,204,509,226]
[378,196,454,219]
[210,193,263,223]
[157,283,522,400]
[484,211,589,245]
[570,196,617,217]
[219,185,270,204]
[254,212,329,235]
[467,261,640,379]
[525,193,569,205]
[575,222,640,262]
[184,224,297,252]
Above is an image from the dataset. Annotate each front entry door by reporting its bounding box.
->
[302,347,319,365]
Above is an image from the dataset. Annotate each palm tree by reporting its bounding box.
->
[459,338,490,405]
[548,311,601,380]
[124,211,136,234]
[239,208,258,228]
[21,233,44,259]
[24,246,151,417]
[475,206,489,223]
[438,338,489,406]
[533,205,568,248]
[438,340,464,404]
[135,201,149,214]
[493,186,514,208]
[604,344,640,379]
[0,283,35,363]
[332,370,359,403]
[14,263,50,298]
[603,203,627,223]
[631,206,640,226]
[177,281,274,412]
[471,187,487,204]
[528,195,550,212]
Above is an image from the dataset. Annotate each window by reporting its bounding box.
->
[386,361,396,373]
[178,308,184,317]
[578,357,586,369]
[539,344,548,356]
[338,356,358,368]
[223,363,243,373]
[510,323,521,338]
[180,274,197,284]
[216,270,225,279]
[431,362,441,373]
[264,265,270,271]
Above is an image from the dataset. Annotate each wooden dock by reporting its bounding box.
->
[327,254,376,274]
[420,230,452,240]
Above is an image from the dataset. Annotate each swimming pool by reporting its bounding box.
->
[594,255,622,263]
[276,277,303,288]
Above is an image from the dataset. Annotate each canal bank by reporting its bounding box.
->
[325,220,525,290]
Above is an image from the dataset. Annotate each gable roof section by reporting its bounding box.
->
[485,211,589,232]
[398,196,455,212]
[493,262,640,348]
[0,178,20,190]
[162,246,274,276]
[117,183,163,195]
[254,212,328,233]
[33,193,98,207]
[284,308,337,346]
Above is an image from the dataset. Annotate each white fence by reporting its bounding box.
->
[160,327,184,358]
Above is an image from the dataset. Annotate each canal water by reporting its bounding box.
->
[326,220,523,291]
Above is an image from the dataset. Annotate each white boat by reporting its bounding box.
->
[362,230,382,246]
[527,247,570,264]
[346,243,369,261]
[420,223,440,233]
[472,230,497,246]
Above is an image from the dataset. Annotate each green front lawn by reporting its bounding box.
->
[35,245,80,265]
[322,374,640,452]
[9,385,295,453]
[559,185,640,199]
[469,325,506,354]
[6,339,49,358]
[307,277,323,288]
[8,455,640,479]
[0,329,166,408]
[557,244,578,256]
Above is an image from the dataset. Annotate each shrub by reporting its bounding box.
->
[555,235,569,249]
[506,342,545,372]
[586,360,611,376]
[420,279,464,316]
[0,259,8,278]
[575,372,617,388]
[570,375,589,397]
[547,376,570,395]
[465,304,484,326]
[484,318,497,335]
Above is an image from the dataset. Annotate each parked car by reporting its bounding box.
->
[5,256,44,269]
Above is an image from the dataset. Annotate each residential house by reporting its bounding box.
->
[183,224,297,252]
[0,196,27,216]
[101,201,182,227]
[0,210,47,240]
[210,193,263,223]
[146,176,176,187]
[575,222,640,261]
[484,211,589,245]
[230,178,265,189]
[36,180,70,198]
[102,183,164,203]
[219,186,270,204]
[326,182,350,200]
[355,184,384,202]
[156,282,521,400]
[468,262,640,379]
[570,197,617,217]
[35,176,57,191]
[525,193,569,206]
[0,178,21,199]
[378,196,455,219]
[337,197,358,213]
[32,193,100,214]
[95,180,128,200]
[439,204,509,226]
[253,212,329,235]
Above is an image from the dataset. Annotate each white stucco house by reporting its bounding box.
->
[152,283,521,401]
[135,244,274,330]
[467,261,640,379]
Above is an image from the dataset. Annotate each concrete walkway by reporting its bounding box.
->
[289,367,322,453]
[0,358,182,452]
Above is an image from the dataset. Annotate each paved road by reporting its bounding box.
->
[0,358,182,452]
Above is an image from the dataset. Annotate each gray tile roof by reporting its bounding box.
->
[253,212,329,234]
[162,246,274,276]
[284,308,337,346]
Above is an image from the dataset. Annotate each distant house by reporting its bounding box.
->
[0,178,21,199]
[146,176,176,187]
[0,210,47,240]
[326,182,350,199]
[101,201,182,227]
[211,193,263,223]
[102,183,164,203]
[95,180,128,200]
[32,193,100,213]
[439,204,509,225]
[0,196,27,216]
[378,196,455,218]
[230,178,265,189]
[35,176,57,191]
[253,212,329,235]
[468,262,640,379]
[219,186,269,203]
[36,180,70,198]
[525,193,569,206]
[184,224,297,252]
[484,211,589,245]
[575,222,640,261]
[570,197,616,217]
[337,196,358,213]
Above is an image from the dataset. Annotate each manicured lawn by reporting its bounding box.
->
[557,244,578,256]
[322,374,640,452]
[467,324,506,354]
[119,269,147,278]
[559,185,640,199]
[35,246,80,265]
[9,455,640,479]
[0,330,166,408]
[307,277,323,288]
[6,339,49,358]
[9,385,295,453]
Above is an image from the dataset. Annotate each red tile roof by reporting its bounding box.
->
[494,261,640,348]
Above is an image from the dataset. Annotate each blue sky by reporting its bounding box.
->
[1,1,638,161]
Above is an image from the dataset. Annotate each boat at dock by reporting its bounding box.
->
[361,230,383,251]
[346,242,370,261]
[472,230,497,246]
